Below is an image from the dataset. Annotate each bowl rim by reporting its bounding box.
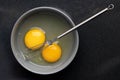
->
[11,6,79,75]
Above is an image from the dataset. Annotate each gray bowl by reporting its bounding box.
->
[11,7,79,75]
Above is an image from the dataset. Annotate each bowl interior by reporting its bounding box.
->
[11,7,79,74]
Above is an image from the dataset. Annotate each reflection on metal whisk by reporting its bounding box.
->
[47,4,114,45]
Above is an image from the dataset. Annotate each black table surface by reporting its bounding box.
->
[0,0,120,80]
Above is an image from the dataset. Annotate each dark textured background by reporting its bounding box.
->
[0,0,120,80]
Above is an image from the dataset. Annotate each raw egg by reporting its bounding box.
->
[24,27,45,50]
[42,42,62,63]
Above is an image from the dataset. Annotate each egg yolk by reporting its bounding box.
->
[42,42,62,63]
[24,28,45,50]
